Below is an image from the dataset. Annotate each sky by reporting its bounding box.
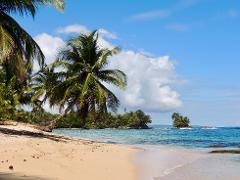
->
[14,0,240,126]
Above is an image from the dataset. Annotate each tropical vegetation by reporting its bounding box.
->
[0,0,153,131]
[0,0,64,128]
[0,0,64,80]
[57,109,151,129]
[172,112,190,128]
[36,31,129,131]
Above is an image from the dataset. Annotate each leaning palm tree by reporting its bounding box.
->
[43,31,127,131]
[0,0,64,80]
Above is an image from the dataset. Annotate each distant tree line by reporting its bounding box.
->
[57,109,152,129]
[0,109,151,129]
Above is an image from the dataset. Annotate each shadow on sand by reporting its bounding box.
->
[0,127,70,142]
[0,126,95,145]
[0,173,49,180]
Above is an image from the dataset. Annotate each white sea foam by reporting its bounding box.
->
[162,164,185,176]
[179,127,192,130]
[202,127,217,130]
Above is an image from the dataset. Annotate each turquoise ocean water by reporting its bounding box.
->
[53,125,240,149]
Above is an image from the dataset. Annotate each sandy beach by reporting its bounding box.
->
[0,125,137,180]
[1,124,240,180]
[133,145,240,180]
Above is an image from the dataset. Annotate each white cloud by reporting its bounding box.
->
[109,51,182,111]
[96,36,114,49]
[211,9,239,22]
[228,9,238,18]
[165,23,189,31]
[57,24,116,49]
[34,24,182,112]
[128,0,199,21]
[174,0,199,10]
[57,24,89,34]
[98,28,118,39]
[34,33,65,70]
[129,10,170,21]
[57,24,117,39]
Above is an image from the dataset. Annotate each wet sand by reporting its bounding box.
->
[159,154,240,180]
[133,145,240,180]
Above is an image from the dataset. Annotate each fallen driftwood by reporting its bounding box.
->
[0,126,67,142]
[208,145,226,148]
[210,149,240,154]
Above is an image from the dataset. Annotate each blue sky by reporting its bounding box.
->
[14,0,240,126]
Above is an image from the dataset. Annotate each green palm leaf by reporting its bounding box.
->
[0,0,65,81]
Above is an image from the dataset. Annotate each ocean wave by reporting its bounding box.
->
[179,127,193,130]
[201,127,217,130]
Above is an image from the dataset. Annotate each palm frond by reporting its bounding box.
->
[98,69,127,89]
[0,12,45,68]
[0,0,64,17]
[0,25,14,63]
[92,47,120,71]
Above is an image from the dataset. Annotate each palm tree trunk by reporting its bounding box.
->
[38,106,72,132]
[78,103,89,128]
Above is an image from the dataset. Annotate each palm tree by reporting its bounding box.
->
[42,31,127,131]
[0,0,64,80]
[172,112,190,128]
[172,112,180,121]
[31,66,65,108]
[0,66,26,120]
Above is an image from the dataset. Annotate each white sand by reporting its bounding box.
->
[0,125,137,180]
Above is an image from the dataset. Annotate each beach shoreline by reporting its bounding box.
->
[132,145,240,180]
[0,124,137,180]
[1,124,240,180]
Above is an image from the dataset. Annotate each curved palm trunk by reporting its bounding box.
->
[38,105,72,132]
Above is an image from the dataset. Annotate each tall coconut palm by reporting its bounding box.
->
[43,31,127,131]
[0,0,64,80]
